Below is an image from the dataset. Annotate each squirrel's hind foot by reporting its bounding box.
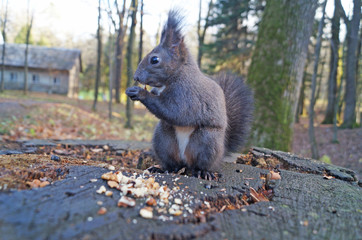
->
[193,170,217,181]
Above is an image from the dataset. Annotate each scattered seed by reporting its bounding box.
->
[169,208,182,216]
[96,185,106,194]
[146,197,157,206]
[97,207,107,215]
[105,191,113,197]
[107,180,119,189]
[140,207,153,219]
[267,170,281,180]
[118,196,136,207]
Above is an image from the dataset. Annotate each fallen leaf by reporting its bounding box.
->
[249,187,269,202]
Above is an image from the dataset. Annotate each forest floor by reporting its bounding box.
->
[0,91,361,179]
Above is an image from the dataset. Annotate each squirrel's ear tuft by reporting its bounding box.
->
[160,9,186,58]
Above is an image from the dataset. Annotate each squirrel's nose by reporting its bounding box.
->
[134,76,140,82]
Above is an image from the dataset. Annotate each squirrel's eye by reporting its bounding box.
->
[150,56,160,65]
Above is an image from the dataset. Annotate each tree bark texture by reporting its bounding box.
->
[247,0,318,151]
[92,0,102,111]
[339,0,361,128]
[125,0,138,128]
[323,0,341,124]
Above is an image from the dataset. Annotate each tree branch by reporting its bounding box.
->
[335,0,349,25]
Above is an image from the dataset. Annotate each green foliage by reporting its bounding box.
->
[320,155,331,164]
[0,119,12,135]
[14,25,34,45]
[205,0,264,75]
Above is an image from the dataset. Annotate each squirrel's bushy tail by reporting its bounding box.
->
[215,73,254,153]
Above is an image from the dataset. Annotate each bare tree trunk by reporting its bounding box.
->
[125,0,138,128]
[197,0,213,68]
[332,41,342,143]
[308,0,327,160]
[114,0,128,104]
[323,0,341,124]
[138,0,144,64]
[0,0,9,93]
[296,76,306,123]
[247,0,318,151]
[108,27,114,120]
[92,0,102,111]
[24,1,33,95]
[338,0,361,128]
[296,48,312,123]
[315,49,328,103]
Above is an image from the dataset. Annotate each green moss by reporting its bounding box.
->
[247,0,311,151]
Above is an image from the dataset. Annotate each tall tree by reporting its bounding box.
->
[332,41,342,143]
[92,0,102,111]
[0,0,9,93]
[322,0,341,124]
[24,0,34,95]
[308,0,327,160]
[197,0,213,68]
[296,45,313,123]
[138,0,144,64]
[206,0,263,75]
[114,0,129,104]
[107,25,115,120]
[247,0,318,151]
[125,0,138,128]
[337,0,361,128]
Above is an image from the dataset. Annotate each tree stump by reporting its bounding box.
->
[0,141,360,240]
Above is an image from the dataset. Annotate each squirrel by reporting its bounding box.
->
[126,10,253,180]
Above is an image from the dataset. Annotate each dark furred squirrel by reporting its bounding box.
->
[126,10,253,179]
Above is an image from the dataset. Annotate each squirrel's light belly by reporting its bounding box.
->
[174,126,194,161]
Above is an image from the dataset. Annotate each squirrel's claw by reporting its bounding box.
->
[194,170,216,181]
[147,166,164,173]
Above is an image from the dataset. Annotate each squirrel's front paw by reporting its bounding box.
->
[126,86,146,101]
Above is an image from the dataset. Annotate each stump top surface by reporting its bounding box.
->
[0,141,361,240]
